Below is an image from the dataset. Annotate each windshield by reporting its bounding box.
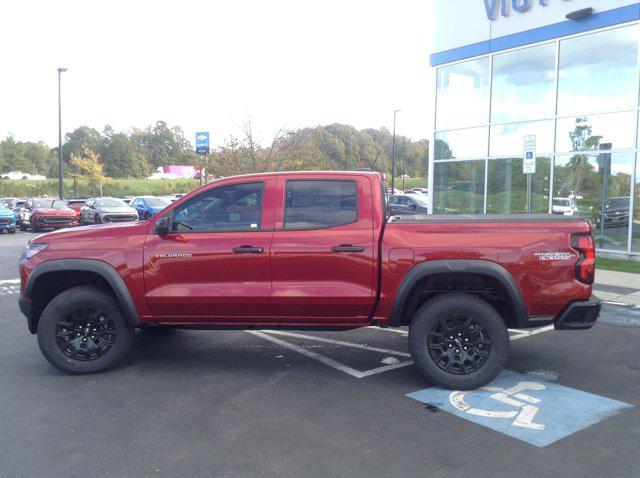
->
[96,198,127,208]
[0,202,7,210]
[606,198,629,209]
[144,197,171,207]
[33,199,66,209]
[413,195,429,207]
[67,200,85,206]
[553,199,570,207]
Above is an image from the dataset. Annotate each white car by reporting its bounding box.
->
[552,197,579,216]
[1,171,46,180]
[147,172,179,180]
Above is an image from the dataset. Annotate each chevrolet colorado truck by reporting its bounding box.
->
[18,171,600,389]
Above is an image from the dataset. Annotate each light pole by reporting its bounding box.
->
[391,109,400,193]
[57,67,67,200]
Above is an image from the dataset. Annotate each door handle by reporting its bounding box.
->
[233,246,264,253]
[331,245,364,253]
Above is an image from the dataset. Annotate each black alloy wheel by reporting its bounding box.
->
[427,315,491,374]
[55,308,117,361]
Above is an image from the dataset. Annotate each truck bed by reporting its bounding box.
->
[388,214,586,223]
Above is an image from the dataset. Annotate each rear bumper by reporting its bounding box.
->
[554,296,601,330]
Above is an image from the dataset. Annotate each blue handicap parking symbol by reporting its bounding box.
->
[407,370,632,447]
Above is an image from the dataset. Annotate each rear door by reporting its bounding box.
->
[143,178,276,322]
[269,175,376,323]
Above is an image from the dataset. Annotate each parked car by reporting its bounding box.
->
[596,197,630,228]
[411,188,429,195]
[18,171,599,390]
[118,196,135,205]
[0,200,17,234]
[131,196,172,220]
[389,194,429,215]
[169,193,186,202]
[147,171,179,180]
[21,198,77,232]
[552,197,580,216]
[79,197,138,225]
[0,171,46,180]
[64,198,87,222]
[11,198,26,213]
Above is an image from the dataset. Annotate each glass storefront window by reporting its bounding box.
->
[633,155,640,253]
[433,160,485,214]
[554,152,634,251]
[436,57,490,130]
[487,157,551,214]
[555,112,636,153]
[491,43,556,123]
[558,25,639,116]
[490,120,554,157]
[435,127,487,160]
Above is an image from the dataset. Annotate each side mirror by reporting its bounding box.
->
[154,216,171,235]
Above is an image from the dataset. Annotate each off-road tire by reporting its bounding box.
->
[37,286,134,374]
[409,293,509,390]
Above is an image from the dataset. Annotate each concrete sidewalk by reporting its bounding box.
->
[594,269,640,306]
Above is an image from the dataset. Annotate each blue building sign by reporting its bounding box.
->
[195,132,210,155]
[484,0,552,20]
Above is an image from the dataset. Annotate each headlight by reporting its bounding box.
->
[25,243,47,259]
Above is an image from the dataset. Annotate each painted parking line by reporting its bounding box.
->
[0,279,20,297]
[407,369,633,447]
[247,330,413,378]
[367,325,555,341]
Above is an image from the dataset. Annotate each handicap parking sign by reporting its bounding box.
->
[407,369,632,447]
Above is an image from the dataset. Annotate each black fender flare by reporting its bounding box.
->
[389,259,529,327]
[25,258,140,327]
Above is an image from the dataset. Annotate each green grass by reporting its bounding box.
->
[596,257,640,274]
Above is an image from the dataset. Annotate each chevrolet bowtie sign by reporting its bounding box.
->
[195,132,210,155]
[483,0,568,20]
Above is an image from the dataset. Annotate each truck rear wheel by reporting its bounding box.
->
[408,293,509,390]
[37,286,134,374]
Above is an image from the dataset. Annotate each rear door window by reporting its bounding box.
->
[284,180,357,230]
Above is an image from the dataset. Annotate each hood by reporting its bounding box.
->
[0,207,14,217]
[33,220,150,245]
[33,208,75,216]
[97,206,137,214]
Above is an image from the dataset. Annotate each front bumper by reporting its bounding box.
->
[554,296,601,330]
[19,297,37,334]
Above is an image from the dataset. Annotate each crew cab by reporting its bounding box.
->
[18,172,600,389]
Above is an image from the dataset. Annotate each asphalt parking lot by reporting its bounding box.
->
[0,230,639,477]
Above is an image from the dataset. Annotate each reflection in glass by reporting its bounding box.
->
[491,43,556,123]
[487,157,550,214]
[434,160,485,214]
[633,155,640,253]
[436,57,490,130]
[555,112,636,153]
[435,128,488,160]
[554,153,633,251]
[490,121,554,157]
[558,25,639,116]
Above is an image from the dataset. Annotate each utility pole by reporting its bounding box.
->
[391,109,400,193]
[57,67,67,200]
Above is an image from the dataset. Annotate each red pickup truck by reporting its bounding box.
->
[18,171,600,389]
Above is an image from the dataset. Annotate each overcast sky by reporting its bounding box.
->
[0,0,433,149]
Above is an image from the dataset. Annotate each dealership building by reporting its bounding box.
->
[428,0,640,256]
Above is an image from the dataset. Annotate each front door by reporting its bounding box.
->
[143,178,275,323]
[269,175,376,323]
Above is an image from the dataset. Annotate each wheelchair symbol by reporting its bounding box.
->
[449,381,546,430]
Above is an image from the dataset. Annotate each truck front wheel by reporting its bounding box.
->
[37,286,134,374]
[409,293,509,390]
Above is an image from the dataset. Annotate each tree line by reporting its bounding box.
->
[0,121,429,180]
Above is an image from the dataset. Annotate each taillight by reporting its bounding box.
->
[572,235,595,284]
